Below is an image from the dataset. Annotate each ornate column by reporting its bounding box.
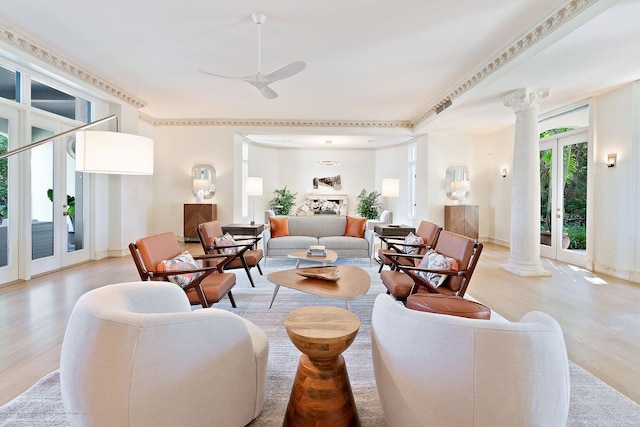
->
[502,88,552,276]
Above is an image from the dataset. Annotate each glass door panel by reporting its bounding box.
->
[31,127,55,264]
[539,131,588,266]
[65,136,84,252]
[0,107,19,284]
[0,118,8,268]
[30,116,90,276]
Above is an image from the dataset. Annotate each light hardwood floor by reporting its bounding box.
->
[1,243,638,407]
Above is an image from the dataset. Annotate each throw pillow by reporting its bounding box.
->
[269,216,290,238]
[417,249,459,287]
[213,232,237,254]
[157,251,203,287]
[402,232,424,254]
[344,216,367,238]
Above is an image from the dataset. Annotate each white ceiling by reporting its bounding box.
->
[1,0,639,147]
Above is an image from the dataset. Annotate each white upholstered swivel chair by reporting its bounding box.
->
[60,282,269,427]
[371,294,570,427]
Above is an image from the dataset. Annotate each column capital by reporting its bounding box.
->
[503,88,551,112]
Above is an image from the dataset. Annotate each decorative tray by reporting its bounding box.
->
[296,266,340,281]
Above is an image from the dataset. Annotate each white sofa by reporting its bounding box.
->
[262,214,375,260]
[60,282,269,427]
[371,294,570,427]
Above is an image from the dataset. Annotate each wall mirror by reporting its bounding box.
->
[192,163,216,200]
[445,166,470,200]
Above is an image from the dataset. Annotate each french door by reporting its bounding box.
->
[0,106,19,284]
[29,115,90,276]
[539,130,588,266]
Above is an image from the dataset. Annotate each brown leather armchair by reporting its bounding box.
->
[129,232,237,308]
[377,221,441,273]
[381,230,482,303]
[196,221,264,288]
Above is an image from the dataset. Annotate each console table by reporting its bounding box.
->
[183,204,216,242]
[444,205,478,239]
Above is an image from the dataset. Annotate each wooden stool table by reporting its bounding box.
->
[283,306,361,427]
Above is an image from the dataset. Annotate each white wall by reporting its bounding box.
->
[590,83,639,281]
[257,147,376,217]
[140,81,640,283]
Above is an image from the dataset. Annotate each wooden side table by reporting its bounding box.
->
[373,224,415,237]
[283,306,361,427]
[220,223,264,237]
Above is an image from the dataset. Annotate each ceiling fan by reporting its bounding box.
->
[199,12,306,99]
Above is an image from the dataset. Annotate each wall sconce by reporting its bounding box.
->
[607,153,617,168]
[245,176,263,225]
[501,167,508,178]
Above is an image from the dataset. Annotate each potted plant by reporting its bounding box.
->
[355,189,381,219]
[269,186,297,216]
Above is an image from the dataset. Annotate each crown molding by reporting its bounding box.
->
[138,112,412,129]
[410,0,599,127]
[0,24,147,109]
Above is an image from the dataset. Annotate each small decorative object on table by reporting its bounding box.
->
[307,245,327,257]
[296,266,340,281]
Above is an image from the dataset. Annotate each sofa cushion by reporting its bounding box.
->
[287,216,346,238]
[269,216,290,238]
[319,236,369,251]
[344,216,366,238]
[268,235,319,252]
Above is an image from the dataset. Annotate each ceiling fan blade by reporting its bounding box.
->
[198,69,256,81]
[262,61,307,84]
[245,80,278,99]
[260,85,279,99]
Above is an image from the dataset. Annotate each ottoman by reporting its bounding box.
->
[406,293,491,319]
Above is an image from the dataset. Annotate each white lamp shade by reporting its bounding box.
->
[451,180,470,193]
[193,178,211,192]
[75,131,154,175]
[246,177,263,196]
[381,178,400,197]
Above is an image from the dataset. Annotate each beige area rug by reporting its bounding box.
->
[2,258,639,426]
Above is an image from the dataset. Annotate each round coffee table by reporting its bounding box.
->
[288,249,338,268]
[283,306,361,427]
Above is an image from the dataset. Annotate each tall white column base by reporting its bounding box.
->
[502,260,552,276]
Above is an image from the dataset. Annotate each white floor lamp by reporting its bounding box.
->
[246,177,263,225]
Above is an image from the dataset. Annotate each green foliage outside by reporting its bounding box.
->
[540,128,587,249]
[355,189,381,219]
[47,189,75,223]
[0,135,7,220]
[269,186,297,216]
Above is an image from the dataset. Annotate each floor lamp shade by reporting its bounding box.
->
[381,178,399,198]
[75,131,154,175]
[246,177,263,196]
